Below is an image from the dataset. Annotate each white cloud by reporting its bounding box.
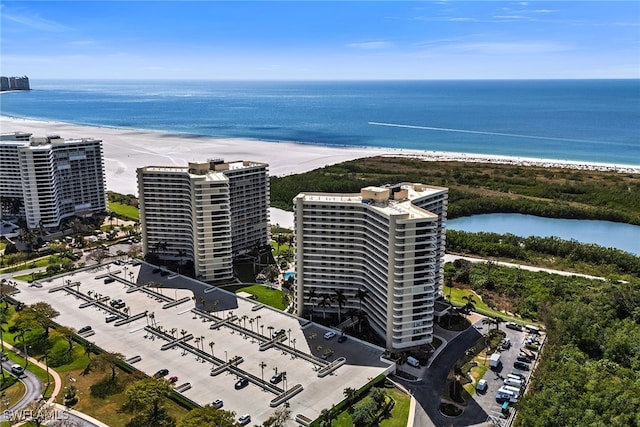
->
[346,41,394,50]
[2,11,70,32]
[445,41,570,54]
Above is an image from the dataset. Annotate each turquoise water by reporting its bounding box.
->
[448,214,640,255]
[283,272,295,280]
[1,79,638,165]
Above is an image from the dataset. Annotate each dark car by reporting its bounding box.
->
[270,372,283,384]
[516,355,532,363]
[337,335,347,343]
[153,369,169,378]
[514,361,530,371]
[235,377,249,389]
[168,376,178,384]
[272,328,286,338]
[104,277,115,284]
[77,325,92,334]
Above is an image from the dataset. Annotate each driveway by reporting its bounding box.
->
[0,359,42,421]
[396,323,488,427]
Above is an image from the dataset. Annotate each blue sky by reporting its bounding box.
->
[1,1,638,80]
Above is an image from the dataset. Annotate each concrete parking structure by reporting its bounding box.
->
[18,260,394,425]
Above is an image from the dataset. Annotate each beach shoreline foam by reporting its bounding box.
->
[3,115,639,198]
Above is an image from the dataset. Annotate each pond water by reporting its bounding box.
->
[447,213,640,256]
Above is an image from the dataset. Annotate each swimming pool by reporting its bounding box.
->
[283,272,295,280]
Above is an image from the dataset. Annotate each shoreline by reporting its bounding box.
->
[2,115,639,197]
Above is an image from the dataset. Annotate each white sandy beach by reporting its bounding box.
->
[2,115,639,229]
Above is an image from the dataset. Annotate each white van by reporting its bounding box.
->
[406,356,420,368]
[502,385,522,397]
[507,374,526,384]
[503,378,523,388]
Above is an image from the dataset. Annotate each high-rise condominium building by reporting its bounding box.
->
[293,183,448,350]
[137,159,269,282]
[0,133,106,228]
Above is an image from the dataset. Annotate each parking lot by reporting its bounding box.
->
[472,322,544,425]
[17,260,393,426]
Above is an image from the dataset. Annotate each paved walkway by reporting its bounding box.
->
[1,341,108,426]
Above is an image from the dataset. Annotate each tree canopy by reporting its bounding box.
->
[177,405,238,427]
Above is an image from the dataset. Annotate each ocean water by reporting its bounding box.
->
[1,79,639,165]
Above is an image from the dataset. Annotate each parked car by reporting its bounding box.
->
[514,361,530,371]
[476,379,488,393]
[324,331,336,339]
[337,335,347,343]
[212,399,223,409]
[168,376,178,384]
[506,322,523,331]
[153,369,169,378]
[105,314,119,323]
[509,371,527,382]
[270,372,283,384]
[109,299,122,307]
[10,364,24,375]
[272,328,286,338]
[238,414,251,426]
[517,355,532,363]
[77,325,92,334]
[104,277,115,284]
[235,377,249,389]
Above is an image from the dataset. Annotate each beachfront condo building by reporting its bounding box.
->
[0,133,106,229]
[137,159,269,282]
[293,183,448,350]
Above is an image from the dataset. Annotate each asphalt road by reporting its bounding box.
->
[0,358,42,421]
[397,324,488,427]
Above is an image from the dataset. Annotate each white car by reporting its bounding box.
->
[10,364,24,375]
[324,330,336,339]
[238,414,251,425]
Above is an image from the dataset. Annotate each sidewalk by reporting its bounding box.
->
[2,341,108,427]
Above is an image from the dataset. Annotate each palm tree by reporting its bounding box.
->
[306,288,318,320]
[259,361,267,389]
[355,287,369,313]
[482,315,504,331]
[343,387,357,407]
[462,294,476,316]
[333,289,347,324]
[249,318,254,332]
[318,294,333,320]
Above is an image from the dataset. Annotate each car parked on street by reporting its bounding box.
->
[337,335,347,343]
[324,330,336,339]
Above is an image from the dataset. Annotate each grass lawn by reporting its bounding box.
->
[1,306,188,426]
[443,286,538,325]
[379,387,411,427]
[107,201,139,221]
[236,284,287,310]
[331,387,410,427]
[0,371,26,408]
